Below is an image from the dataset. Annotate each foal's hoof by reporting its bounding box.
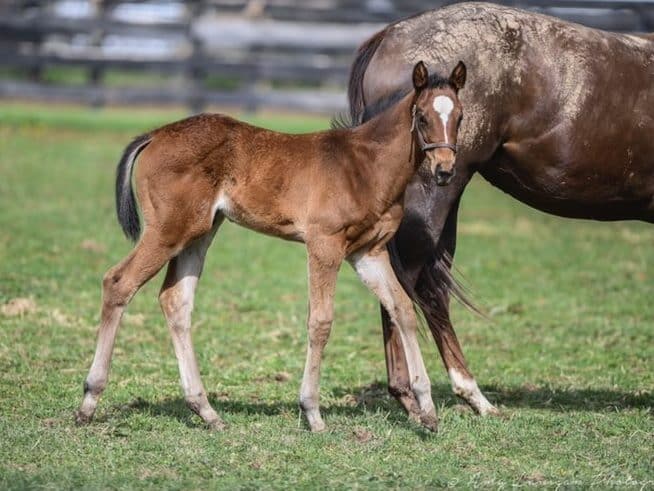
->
[206,418,226,432]
[419,411,439,433]
[407,407,422,425]
[480,405,501,417]
[309,420,327,433]
[74,410,93,426]
[303,408,326,432]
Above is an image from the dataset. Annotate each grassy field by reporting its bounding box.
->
[0,103,652,489]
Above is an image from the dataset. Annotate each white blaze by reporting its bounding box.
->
[433,95,454,144]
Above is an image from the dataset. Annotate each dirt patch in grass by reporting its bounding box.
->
[274,371,292,382]
[123,313,146,326]
[353,427,374,443]
[80,239,107,254]
[1,297,37,317]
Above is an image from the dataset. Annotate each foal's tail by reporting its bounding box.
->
[115,133,151,242]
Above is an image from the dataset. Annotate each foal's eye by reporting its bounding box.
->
[419,115,428,127]
[457,115,463,128]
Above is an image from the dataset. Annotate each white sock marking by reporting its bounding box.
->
[448,368,497,415]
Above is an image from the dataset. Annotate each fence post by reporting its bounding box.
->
[88,0,106,108]
[186,1,206,113]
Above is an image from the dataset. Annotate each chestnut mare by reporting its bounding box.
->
[347,3,654,417]
[75,61,467,432]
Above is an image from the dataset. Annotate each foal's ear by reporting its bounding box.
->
[412,61,429,91]
[449,61,467,91]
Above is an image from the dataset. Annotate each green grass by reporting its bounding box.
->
[0,102,329,134]
[0,104,652,489]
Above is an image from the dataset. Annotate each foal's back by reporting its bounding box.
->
[135,113,378,243]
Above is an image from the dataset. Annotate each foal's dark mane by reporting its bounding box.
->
[331,73,452,129]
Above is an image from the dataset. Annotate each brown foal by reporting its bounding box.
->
[75,61,466,432]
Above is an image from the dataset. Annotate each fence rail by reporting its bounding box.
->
[1,0,653,114]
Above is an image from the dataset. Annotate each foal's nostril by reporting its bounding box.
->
[435,165,454,186]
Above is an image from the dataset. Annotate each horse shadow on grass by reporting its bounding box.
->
[103,381,420,433]
[479,383,652,412]
[102,380,652,431]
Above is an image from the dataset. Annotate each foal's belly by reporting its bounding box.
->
[214,189,306,242]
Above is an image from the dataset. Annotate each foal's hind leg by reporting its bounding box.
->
[159,221,223,429]
[351,249,438,431]
[76,232,174,424]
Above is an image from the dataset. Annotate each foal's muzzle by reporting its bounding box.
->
[427,147,456,186]
[435,164,455,186]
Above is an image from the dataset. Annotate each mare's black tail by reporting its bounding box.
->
[347,28,387,126]
[387,241,486,337]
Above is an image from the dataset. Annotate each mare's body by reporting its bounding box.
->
[348,2,654,414]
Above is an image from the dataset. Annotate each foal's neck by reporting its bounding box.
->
[354,92,418,191]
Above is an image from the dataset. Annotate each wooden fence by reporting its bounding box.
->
[1,0,653,114]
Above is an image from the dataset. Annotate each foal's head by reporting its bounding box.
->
[411,61,466,186]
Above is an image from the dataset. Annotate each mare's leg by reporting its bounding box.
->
[76,231,175,424]
[416,202,498,415]
[383,173,497,415]
[299,240,343,432]
[351,248,438,431]
[159,220,223,429]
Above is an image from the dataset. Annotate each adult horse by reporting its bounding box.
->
[347,2,654,416]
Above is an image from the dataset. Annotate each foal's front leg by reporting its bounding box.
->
[299,242,342,432]
[350,248,438,431]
